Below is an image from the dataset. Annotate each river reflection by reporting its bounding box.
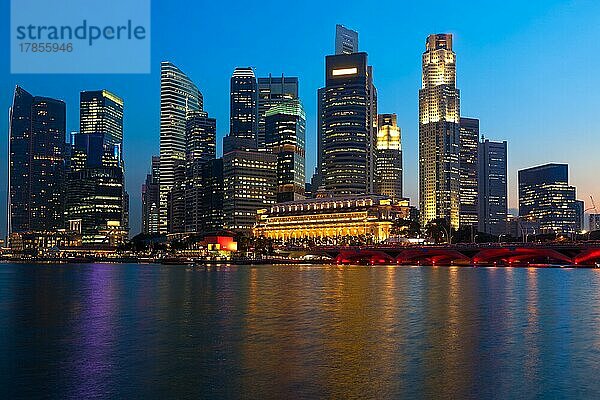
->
[1,264,600,398]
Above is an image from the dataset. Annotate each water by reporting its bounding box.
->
[1,263,600,399]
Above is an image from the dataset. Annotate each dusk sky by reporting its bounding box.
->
[1,0,599,236]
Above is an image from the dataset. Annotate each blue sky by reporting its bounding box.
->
[1,0,599,236]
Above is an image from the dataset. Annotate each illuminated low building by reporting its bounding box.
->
[254,195,411,243]
[9,231,82,253]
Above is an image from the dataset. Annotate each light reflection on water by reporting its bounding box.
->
[1,263,600,398]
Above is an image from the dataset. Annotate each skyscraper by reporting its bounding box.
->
[159,61,202,233]
[142,156,160,234]
[65,90,128,245]
[65,133,127,245]
[518,163,578,233]
[419,34,461,229]
[80,90,124,157]
[478,139,508,235]
[335,24,358,54]
[8,86,66,235]
[230,67,258,145]
[184,110,216,233]
[265,99,306,202]
[200,158,225,232]
[323,52,377,195]
[459,117,479,228]
[375,114,402,199]
[257,74,298,149]
[315,87,326,178]
[223,150,277,232]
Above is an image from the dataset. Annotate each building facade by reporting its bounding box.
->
[419,34,460,229]
[590,214,600,232]
[200,158,225,233]
[159,61,202,233]
[375,114,402,199]
[322,52,377,196]
[8,86,66,235]
[265,99,306,203]
[257,74,298,149]
[459,117,479,228]
[141,156,160,234]
[80,90,124,157]
[184,110,216,233]
[230,67,258,145]
[254,195,411,244]
[223,150,277,232]
[478,139,508,235]
[335,24,358,55]
[518,163,579,233]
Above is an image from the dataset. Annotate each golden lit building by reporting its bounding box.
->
[419,33,460,229]
[254,195,411,243]
[375,114,402,199]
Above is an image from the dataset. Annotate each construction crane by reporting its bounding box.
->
[585,196,598,214]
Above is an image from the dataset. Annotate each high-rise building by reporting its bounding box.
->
[141,156,160,234]
[459,117,479,227]
[590,214,600,231]
[419,34,460,229]
[316,87,326,177]
[184,110,216,233]
[65,133,127,245]
[575,199,585,232]
[223,150,277,232]
[265,99,306,202]
[200,158,225,232]
[375,114,402,199]
[80,90,124,157]
[8,86,66,235]
[335,24,358,54]
[518,163,579,233]
[322,52,377,196]
[257,74,298,149]
[167,161,186,234]
[230,67,258,145]
[478,139,508,235]
[65,89,128,245]
[159,61,202,233]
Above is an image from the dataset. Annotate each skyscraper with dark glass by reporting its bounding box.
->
[200,158,225,233]
[419,34,460,229]
[265,99,306,202]
[518,163,578,233]
[8,86,66,235]
[459,117,479,228]
[478,139,508,235]
[184,110,216,233]
[65,90,128,245]
[257,74,298,149]
[159,61,202,233]
[335,24,359,55]
[375,114,402,199]
[322,52,377,195]
[230,67,258,145]
[142,156,160,234]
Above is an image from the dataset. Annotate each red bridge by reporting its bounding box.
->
[315,243,600,267]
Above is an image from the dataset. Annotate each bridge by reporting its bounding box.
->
[311,243,600,267]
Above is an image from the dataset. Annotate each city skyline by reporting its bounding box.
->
[1,0,600,235]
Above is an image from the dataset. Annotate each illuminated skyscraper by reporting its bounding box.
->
[265,99,306,202]
[323,52,377,195]
[257,74,298,149]
[478,139,508,235]
[518,163,578,233]
[419,34,460,229]
[223,150,277,232]
[335,24,358,54]
[459,117,479,227]
[159,61,202,233]
[8,86,66,235]
[184,110,216,233]
[80,90,124,157]
[230,67,258,145]
[375,114,402,199]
